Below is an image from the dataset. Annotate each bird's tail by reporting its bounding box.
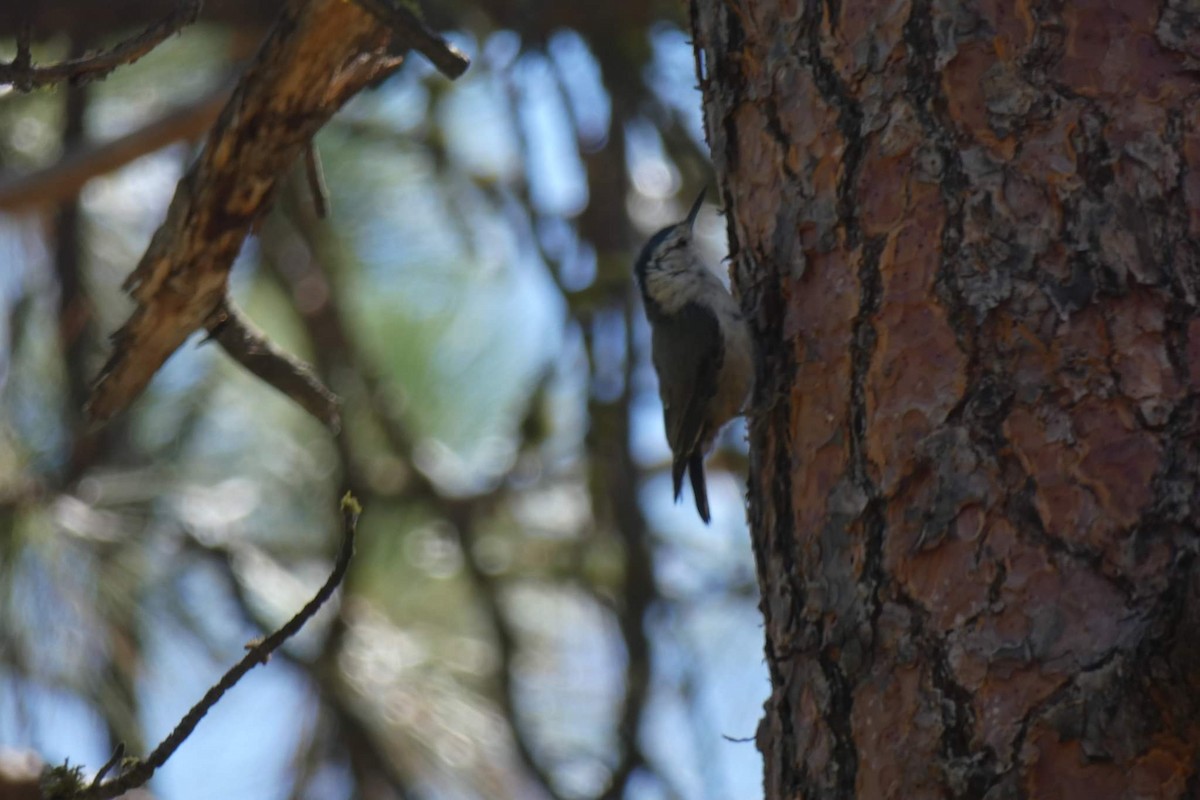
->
[672,452,711,524]
[688,452,710,524]
[672,455,688,502]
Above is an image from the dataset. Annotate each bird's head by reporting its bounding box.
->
[633,189,706,310]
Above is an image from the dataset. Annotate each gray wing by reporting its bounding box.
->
[651,302,722,458]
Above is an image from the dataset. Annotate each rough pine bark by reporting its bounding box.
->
[691,0,1200,797]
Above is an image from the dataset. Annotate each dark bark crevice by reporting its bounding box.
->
[852,235,887,647]
[922,613,997,798]
[802,0,865,251]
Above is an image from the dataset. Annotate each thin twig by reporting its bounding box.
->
[88,744,125,789]
[205,297,343,432]
[0,1,202,91]
[303,141,330,219]
[82,495,362,800]
[180,532,418,799]
[353,0,470,79]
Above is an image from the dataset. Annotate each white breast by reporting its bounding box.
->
[643,249,755,431]
[713,299,755,424]
[643,256,732,315]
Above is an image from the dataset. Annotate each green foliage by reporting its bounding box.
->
[341,491,363,516]
[40,761,85,800]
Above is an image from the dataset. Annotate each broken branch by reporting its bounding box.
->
[85,0,425,423]
[353,0,470,79]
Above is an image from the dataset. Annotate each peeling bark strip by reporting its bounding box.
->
[692,0,1200,797]
[86,0,468,423]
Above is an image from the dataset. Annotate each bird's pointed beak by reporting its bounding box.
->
[685,188,706,229]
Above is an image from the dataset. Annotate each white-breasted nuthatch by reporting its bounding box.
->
[634,190,754,523]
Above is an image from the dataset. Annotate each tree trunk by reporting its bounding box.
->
[692,0,1200,797]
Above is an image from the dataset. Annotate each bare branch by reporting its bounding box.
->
[82,495,362,800]
[205,297,342,431]
[84,0,422,424]
[0,1,202,91]
[0,86,230,213]
[181,533,418,800]
[353,0,470,79]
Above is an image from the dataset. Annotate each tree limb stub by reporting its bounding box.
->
[85,0,468,424]
[354,0,470,79]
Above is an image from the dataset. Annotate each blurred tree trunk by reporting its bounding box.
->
[693,0,1200,797]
